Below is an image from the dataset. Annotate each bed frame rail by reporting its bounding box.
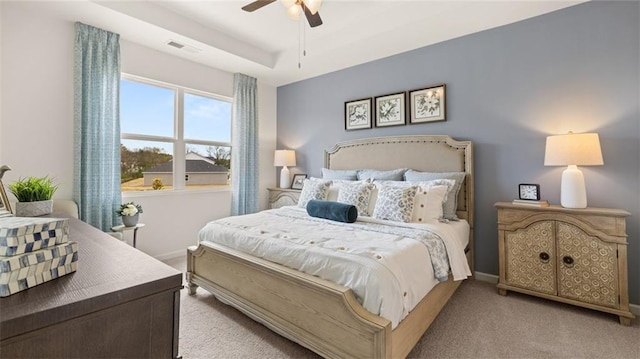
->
[187,242,392,359]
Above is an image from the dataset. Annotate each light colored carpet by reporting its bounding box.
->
[163,257,640,359]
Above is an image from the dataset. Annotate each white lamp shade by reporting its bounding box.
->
[544,132,603,166]
[274,150,296,167]
[544,132,603,209]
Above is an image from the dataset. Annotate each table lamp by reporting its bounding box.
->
[274,150,296,189]
[544,132,603,208]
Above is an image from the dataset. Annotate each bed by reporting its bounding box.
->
[186,135,474,358]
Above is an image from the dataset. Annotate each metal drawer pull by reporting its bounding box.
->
[563,256,574,267]
[539,252,550,263]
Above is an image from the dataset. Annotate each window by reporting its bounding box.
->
[120,74,232,192]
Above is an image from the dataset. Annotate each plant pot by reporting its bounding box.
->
[15,200,54,217]
[122,214,139,227]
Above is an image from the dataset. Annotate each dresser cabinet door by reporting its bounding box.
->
[504,221,556,295]
[556,222,619,308]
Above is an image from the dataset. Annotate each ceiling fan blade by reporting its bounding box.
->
[301,2,323,27]
[242,0,277,12]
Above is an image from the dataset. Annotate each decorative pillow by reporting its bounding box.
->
[321,168,358,180]
[404,170,466,220]
[357,168,408,181]
[297,178,332,208]
[306,200,357,223]
[372,185,418,222]
[336,181,375,216]
[327,179,367,202]
[411,184,450,223]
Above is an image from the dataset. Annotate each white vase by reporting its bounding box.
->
[122,214,139,227]
[15,200,53,217]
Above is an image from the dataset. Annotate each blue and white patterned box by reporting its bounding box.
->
[0,241,78,297]
[0,217,69,256]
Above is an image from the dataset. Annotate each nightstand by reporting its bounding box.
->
[495,202,634,325]
[267,188,301,209]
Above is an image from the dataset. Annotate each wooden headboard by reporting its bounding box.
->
[324,135,474,228]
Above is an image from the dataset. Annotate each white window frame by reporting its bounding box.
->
[120,73,233,192]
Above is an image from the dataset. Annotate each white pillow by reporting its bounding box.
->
[372,185,418,222]
[411,184,449,222]
[336,181,375,216]
[297,178,332,208]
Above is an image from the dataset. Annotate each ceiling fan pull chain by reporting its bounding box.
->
[298,17,301,69]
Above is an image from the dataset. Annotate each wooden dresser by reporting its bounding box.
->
[267,188,301,208]
[0,215,183,358]
[495,202,634,325]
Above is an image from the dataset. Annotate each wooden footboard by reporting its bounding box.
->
[187,242,468,359]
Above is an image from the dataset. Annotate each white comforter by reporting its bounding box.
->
[198,206,471,328]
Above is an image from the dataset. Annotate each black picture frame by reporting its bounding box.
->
[344,98,372,131]
[408,84,446,124]
[291,174,308,190]
[374,92,406,127]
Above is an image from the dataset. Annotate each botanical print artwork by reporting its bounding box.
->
[415,90,440,118]
[378,98,400,123]
[349,103,369,126]
[344,98,372,130]
[375,92,405,127]
[409,84,446,124]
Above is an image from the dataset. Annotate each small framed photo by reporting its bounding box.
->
[409,84,446,124]
[291,174,307,190]
[374,92,406,127]
[344,98,372,131]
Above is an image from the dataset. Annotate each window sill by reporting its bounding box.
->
[122,187,232,199]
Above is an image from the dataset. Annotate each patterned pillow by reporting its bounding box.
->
[297,178,332,208]
[372,185,418,222]
[336,181,375,216]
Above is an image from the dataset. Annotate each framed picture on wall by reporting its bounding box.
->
[344,98,372,131]
[374,92,406,127]
[409,84,446,124]
[291,174,307,190]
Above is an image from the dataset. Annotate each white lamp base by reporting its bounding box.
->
[279,166,291,189]
[560,165,587,209]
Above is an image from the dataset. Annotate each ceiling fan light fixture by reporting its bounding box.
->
[286,4,302,20]
[303,0,322,15]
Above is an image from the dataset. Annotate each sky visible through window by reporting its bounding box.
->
[120,79,232,155]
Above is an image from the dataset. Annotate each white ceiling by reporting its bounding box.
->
[28,0,585,86]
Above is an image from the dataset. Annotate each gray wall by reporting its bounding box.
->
[276,1,640,304]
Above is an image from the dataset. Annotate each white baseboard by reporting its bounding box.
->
[154,249,186,261]
[474,271,640,315]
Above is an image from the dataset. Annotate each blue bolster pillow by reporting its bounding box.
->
[306,200,358,223]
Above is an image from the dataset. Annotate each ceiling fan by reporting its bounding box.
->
[242,0,323,28]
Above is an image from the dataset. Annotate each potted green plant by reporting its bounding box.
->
[8,176,58,217]
[116,202,143,227]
